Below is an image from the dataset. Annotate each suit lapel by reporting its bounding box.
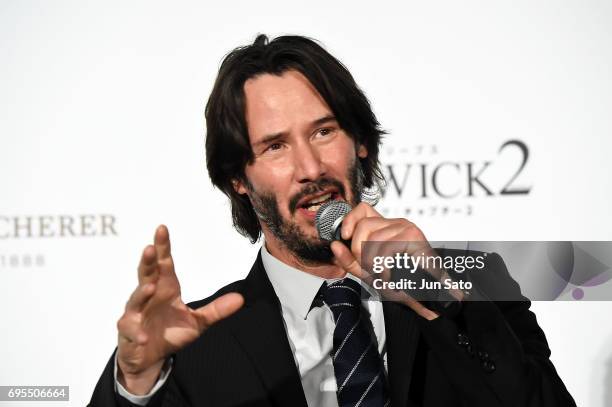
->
[230,253,308,407]
[383,301,421,407]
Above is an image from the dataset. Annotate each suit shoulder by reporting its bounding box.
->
[186,279,247,310]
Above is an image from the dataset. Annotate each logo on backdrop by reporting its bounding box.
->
[0,214,117,270]
[0,214,117,239]
[378,139,532,217]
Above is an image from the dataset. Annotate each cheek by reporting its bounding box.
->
[333,135,358,164]
[323,142,357,178]
[245,166,295,209]
[246,163,292,191]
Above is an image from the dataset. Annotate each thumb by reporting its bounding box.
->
[192,292,244,332]
[331,241,369,280]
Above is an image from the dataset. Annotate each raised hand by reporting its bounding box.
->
[116,225,244,394]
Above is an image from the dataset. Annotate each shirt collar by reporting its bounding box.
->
[261,243,326,320]
[260,243,378,320]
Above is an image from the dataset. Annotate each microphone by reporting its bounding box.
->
[315,200,352,242]
[314,200,463,317]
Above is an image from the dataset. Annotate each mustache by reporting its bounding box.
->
[288,178,346,214]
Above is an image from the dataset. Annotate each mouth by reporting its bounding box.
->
[296,189,341,215]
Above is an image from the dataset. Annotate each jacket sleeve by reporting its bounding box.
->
[417,252,576,407]
[88,349,189,407]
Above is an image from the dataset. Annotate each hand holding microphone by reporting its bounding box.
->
[315,201,464,320]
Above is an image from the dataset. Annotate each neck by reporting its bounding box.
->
[263,232,346,280]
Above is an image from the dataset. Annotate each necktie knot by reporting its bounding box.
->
[321,278,364,321]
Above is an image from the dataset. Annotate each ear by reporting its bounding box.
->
[232,179,248,195]
[357,143,368,159]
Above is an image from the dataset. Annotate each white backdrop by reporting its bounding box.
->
[1,1,611,405]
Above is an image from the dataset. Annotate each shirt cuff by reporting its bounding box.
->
[113,353,173,406]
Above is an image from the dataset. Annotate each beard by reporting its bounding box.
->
[246,159,364,265]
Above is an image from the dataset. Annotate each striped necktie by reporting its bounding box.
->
[321,278,390,407]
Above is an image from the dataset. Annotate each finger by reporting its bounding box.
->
[117,314,148,344]
[138,245,159,285]
[340,202,382,240]
[192,293,244,332]
[125,283,156,312]
[392,223,430,252]
[331,241,371,281]
[367,222,411,242]
[155,225,172,260]
[350,217,397,260]
[362,224,421,272]
[393,292,440,321]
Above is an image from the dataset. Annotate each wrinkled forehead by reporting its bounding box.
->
[243,70,334,143]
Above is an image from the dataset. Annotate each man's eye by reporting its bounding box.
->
[267,143,282,151]
[318,128,334,136]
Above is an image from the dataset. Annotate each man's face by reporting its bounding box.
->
[234,70,367,264]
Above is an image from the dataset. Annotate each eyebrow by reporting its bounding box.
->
[252,132,285,149]
[252,115,338,148]
[311,114,337,127]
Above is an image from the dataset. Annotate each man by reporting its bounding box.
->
[89,34,576,406]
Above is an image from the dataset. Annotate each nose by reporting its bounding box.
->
[293,142,325,183]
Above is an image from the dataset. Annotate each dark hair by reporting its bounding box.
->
[205,34,385,242]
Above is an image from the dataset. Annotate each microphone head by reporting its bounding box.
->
[315,200,352,241]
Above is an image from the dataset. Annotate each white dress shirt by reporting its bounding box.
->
[115,244,387,406]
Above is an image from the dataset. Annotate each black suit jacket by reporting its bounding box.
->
[90,249,576,407]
